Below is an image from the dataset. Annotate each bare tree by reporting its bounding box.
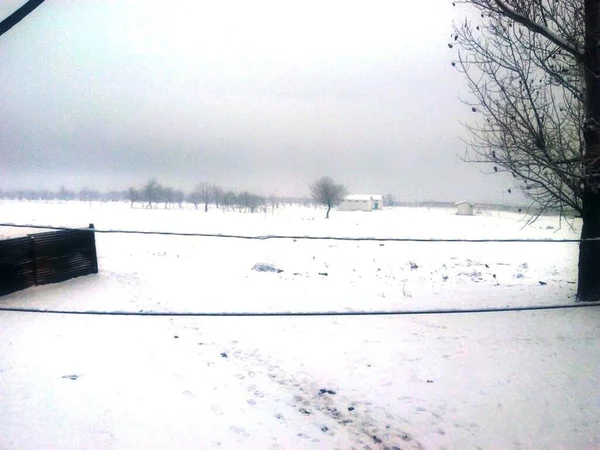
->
[384,194,396,207]
[188,189,201,209]
[192,182,212,212]
[309,176,348,219]
[268,194,279,215]
[221,190,236,211]
[142,178,161,209]
[161,186,175,209]
[239,191,251,212]
[212,185,224,209]
[249,194,265,213]
[57,186,75,201]
[174,189,185,208]
[127,187,138,208]
[79,188,100,204]
[230,191,264,213]
[453,0,600,301]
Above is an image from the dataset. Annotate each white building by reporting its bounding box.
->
[455,201,474,216]
[339,194,383,212]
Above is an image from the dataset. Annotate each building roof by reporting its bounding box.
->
[454,201,474,206]
[344,194,382,201]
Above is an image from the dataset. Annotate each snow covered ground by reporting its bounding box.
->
[0,200,583,312]
[1,200,599,449]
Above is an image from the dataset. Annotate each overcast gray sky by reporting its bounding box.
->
[0,0,520,203]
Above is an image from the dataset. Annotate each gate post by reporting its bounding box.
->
[88,223,99,274]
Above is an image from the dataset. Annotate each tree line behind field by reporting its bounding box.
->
[126,179,295,212]
[0,179,314,213]
[0,179,533,214]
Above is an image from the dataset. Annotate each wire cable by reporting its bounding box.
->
[0,302,599,317]
[0,223,593,243]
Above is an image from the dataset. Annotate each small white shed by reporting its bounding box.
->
[339,194,383,212]
[455,201,474,216]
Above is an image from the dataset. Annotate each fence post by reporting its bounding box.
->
[89,223,99,274]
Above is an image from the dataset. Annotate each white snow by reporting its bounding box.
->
[1,200,599,449]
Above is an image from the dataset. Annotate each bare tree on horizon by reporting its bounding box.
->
[127,187,138,208]
[142,179,161,209]
[309,176,348,219]
[212,185,224,209]
[192,183,212,212]
[174,189,185,208]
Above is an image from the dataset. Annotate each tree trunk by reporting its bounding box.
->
[204,202,208,213]
[578,191,600,300]
[578,0,600,301]
[326,205,331,219]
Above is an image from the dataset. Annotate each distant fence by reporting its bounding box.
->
[0,226,98,297]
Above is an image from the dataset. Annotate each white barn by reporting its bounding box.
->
[339,194,383,212]
[455,201,474,216]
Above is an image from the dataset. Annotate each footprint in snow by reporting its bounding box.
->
[62,374,80,380]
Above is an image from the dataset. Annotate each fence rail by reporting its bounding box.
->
[0,227,98,296]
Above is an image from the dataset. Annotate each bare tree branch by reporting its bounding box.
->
[452,3,584,217]
[0,0,45,38]
[490,0,583,58]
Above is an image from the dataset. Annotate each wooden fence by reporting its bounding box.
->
[0,226,98,297]
[0,236,35,296]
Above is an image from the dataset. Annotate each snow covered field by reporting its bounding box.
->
[1,200,599,449]
[0,200,583,312]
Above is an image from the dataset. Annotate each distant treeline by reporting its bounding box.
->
[1,183,550,215]
[126,179,313,212]
[0,180,313,213]
[0,187,126,202]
